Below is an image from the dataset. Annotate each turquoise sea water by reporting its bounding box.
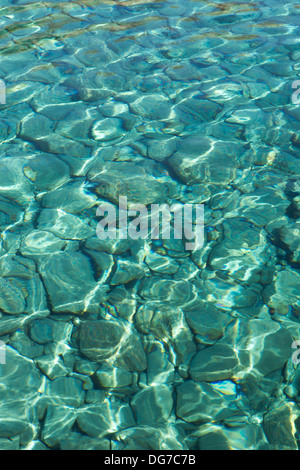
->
[0,0,299,450]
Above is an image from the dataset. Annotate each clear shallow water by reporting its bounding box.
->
[0,0,299,450]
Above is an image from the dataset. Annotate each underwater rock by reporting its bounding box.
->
[20,113,89,158]
[147,137,177,161]
[145,251,179,274]
[208,218,274,283]
[79,319,126,361]
[22,154,70,191]
[0,437,20,450]
[99,99,129,118]
[0,310,49,336]
[77,401,135,438]
[0,157,32,203]
[79,319,147,371]
[174,97,222,124]
[268,267,300,314]
[60,432,110,450]
[108,285,138,321]
[135,303,196,365]
[111,259,147,285]
[263,62,293,77]
[0,347,41,438]
[176,381,237,424]
[0,254,49,317]
[223,317,293,378]
[21,230,66,257]
[131,384,173,425]
[189,343,239,382]
[0,198,23,230]
[94,364,132,388]
[238,371,284,413]
[84,236,135,256]
[168,138,243,185]
[223,187,289,228]
[82,250,114,279]
[138,277,196,307]
[279,221,300,263]
[263,402,298,450]
[129,94,171,120]
[112,425,187,450]
[74,359,99,376]
[146,342,175,386]
[88,161,173,205]
[201,75,249,104]
[36,355,69,380]
[91,117,127,143]
[197,421,269,450]
[45,376,85,408]
[38,252,108,314]
[19,115,53,145]
[41,180,97,214]
[85,390,106,405]
[30,318,72,345]
[38,208,94,240]
[21,441,48,451]
[0,277,26,314]
[41,405,77,447]
[197,429,231,450]
[55,105,99,146]
[184,302,232,345]
[196,274,259,309]
[9,331,44,359]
